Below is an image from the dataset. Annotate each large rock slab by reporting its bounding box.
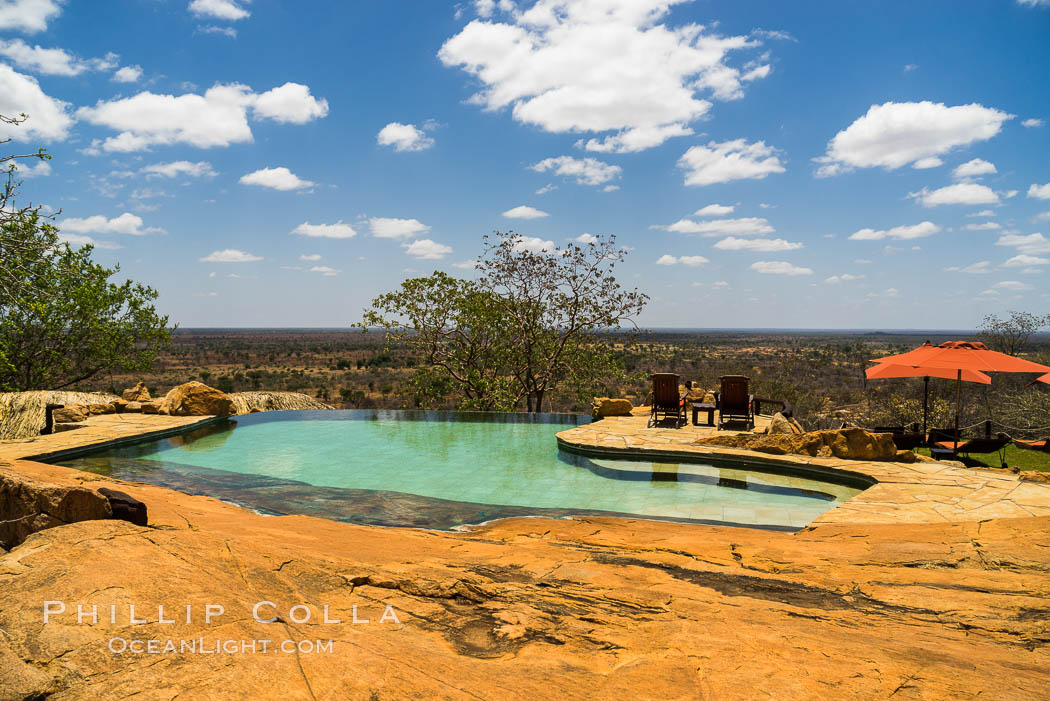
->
[767,411,804,435]
[0,470,1047,699]
[52,405,87,423]
[696,426,900,461]
[591,397,633,419]
[121,381,151,401]
[0,464,112,549]
[162,381,233,417]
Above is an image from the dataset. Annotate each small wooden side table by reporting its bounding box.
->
[691,403,716,427]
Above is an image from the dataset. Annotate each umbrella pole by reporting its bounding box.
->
[923,376,929,437]
[954,369,962,451]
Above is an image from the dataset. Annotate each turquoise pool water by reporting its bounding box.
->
[57,410,864,530]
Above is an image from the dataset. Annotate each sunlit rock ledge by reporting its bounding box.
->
[0,411,1048,698]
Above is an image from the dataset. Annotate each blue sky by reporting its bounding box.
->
[1,0,1048,329]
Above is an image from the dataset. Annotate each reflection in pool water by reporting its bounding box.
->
[55,410,865,530]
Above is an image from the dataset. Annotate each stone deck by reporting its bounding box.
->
[557,409,1050,526]
[0,413,216,462]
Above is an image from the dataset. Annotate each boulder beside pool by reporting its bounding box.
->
[696,427,902,461]
[591,397,633,419]
[97,487,148,527]
[121,381,151,401]
[162,381,234,417]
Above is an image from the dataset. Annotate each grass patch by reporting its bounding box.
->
[916,444,1050,472]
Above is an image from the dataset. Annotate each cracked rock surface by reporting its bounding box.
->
[0,458,1048,699]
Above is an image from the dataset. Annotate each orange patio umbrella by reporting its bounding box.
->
[865,361,991,436]
[869,341,1050,444]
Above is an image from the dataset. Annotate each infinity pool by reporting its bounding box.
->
[56,410,864,530]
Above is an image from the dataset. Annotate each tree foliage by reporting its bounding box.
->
[977,310,1050,355]
[1,113,53,307]
[0,114,172,391]
[357,232,648,412]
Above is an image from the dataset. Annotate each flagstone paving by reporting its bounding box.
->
[557,409,1050,526]
[0,413,215,462]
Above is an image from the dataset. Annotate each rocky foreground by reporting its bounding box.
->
[1,459,1049,700]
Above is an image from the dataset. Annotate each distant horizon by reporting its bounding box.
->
[168,326,1019,335]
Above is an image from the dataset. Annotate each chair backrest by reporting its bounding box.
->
[718,375,750,411]
[650,373,681,407]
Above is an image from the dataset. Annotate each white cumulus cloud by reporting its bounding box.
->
[310,265,339,277]
[530,156,621,186]
[59,212,163,236]
[0,0,63,32]
[945,261,993,274]
[403,238,452,259]
[814,101,1012,175]
[252,83,328,124]
[909,183,1000,207]
[952,158,996,179]
[713,236,803,252]
[848,221,941,240]
[580,124,695,154]
[993,280,1034,291]
[76,81,327,152]
[1022,118,1044,128]
[0,64,73,142]
[502,205,549,219]
[663,216,774,237]
[376,122,434,152]
[1028,182,1050,200]
[1003,254,1049,267]
[439,0,776,152]
[694,204,734,216]
[291,221,357,239]
[0,39,117,76]
[14,158,49,177]
[300,254,321,261]
[749,261,812,276]
[58,233,122,250]
[963,221,1001,231]
[825,273,865,283]
[369,217,431,239]
[189,0,250,21]
[510,235,556,254]
[112,65,143,83]
[911,157,943,170]
[141,160,217,178]
[677,139,784,186]
[997,233,1050,255]
[655,254,708,266]
[200,248,261,263]
[240,166,314,191]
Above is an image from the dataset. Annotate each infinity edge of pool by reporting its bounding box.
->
[47,410,872,532]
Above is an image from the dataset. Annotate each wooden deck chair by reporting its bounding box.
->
[716,375,754,430]
[648,373,686,428]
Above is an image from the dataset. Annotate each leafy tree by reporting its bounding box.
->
[358,272,521,410]
[977,310,1050,355]
[0,114,172,390]
[475,232,648,411]
[1,113,53,307]
[358,232,648,412]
